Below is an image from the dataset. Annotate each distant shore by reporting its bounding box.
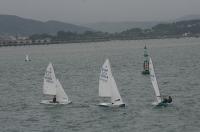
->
[1,19,200,47]
[0,38,111,47]
[0,36,199,47]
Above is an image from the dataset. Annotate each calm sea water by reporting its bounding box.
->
[0,38,200,132]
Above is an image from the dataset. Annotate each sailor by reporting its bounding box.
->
[162,96,172,104]
[167,96,172,103]
[162,97,168,103]
[53,95,57,103]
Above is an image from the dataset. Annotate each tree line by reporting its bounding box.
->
[30,19,200,42]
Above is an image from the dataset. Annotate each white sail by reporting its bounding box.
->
[149,58,162,103]
[99,59,112,97]
[25,55,30,61]
[110,76,124,105]
[43,63,57,95]
[56,79,70,103]
[99,59,125,107]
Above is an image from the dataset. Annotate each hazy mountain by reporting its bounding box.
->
[0,15,92,35]
[175,14,200,22]
[85,15,200,33]
[85,21,160,33]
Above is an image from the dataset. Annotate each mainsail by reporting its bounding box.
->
[99,59,112,97]
[25,55,30,61]
[43,63,57,95]
[149,58,162,103]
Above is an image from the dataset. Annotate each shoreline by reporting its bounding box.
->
[0,36,198,47]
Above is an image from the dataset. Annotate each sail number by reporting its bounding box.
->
[100,68,108,81]
[44,70,53,82]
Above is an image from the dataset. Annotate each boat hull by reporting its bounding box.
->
[118,103,126,107]
[98,102,125,107]
[152,101,167,107]
[142,70,150,75]
[40,100,72,105]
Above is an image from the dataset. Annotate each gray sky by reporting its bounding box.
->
[0,0,199,24]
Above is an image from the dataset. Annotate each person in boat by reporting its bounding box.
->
[52,95,57,103]
[162,96,172,104]
[168,96,172,103]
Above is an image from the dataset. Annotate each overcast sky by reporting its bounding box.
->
[0,0,199,24]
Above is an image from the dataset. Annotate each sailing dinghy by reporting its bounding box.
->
[40,63,71,105]
[149,58,172,106]
[98,59,125,107]
[25,55,31,61]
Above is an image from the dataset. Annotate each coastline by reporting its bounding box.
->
[0,36,198,47]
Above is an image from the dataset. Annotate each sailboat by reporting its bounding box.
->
[40,63,71,105]
[25,55,31,61]
[149,58,172,106]
[98,59,125,107]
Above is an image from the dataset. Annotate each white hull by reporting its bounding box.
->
[40,100,72,105]
[98,102,125,107]
[98,102,112,107]
[152,101,167,107]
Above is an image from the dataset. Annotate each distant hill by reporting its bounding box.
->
[175,14,200,22]
[22,19,200,43]
[116,19,200,40]
[0,15,92,35]
[85,21,159,33]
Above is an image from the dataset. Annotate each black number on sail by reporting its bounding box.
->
[115,99,120,101]
[45,68,53,83]
[100,68,108,81]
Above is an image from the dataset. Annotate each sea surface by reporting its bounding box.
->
[0,38,200,132]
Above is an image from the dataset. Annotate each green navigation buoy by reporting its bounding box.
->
[142,45,150,75]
